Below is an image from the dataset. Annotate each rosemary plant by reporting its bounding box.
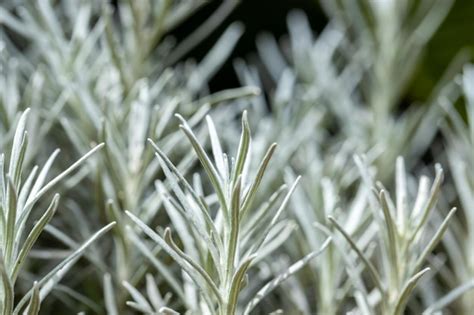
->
[125,112,331,314]
[0,0,472,314]
[1,1,253,312]
[225,3,461,311]
[319,0,455,180]
[0,109,114,314]
[330,156,456,315]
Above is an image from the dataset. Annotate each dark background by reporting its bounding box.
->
[173,0,474,104]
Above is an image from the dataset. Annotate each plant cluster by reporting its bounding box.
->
[0,0,472,314]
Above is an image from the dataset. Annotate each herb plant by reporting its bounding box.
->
[0,0,473,314]
[0,109,113,314]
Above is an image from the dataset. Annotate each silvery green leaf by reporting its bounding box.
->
[145,274,163,311]
[123,281,153,313]
[14,222,115,314]
[394,268,431,315]
[328,216,384,295]
[413,208,457,273]
[244,237,331,314]
[11,194,59,282]
[176,114,228,217]
[103,274,118,315]
[0,252,14,315]
[24,281,40,315]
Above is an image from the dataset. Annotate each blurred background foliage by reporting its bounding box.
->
[173,0,474,109]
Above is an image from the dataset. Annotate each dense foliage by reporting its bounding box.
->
[0,0,472,314]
